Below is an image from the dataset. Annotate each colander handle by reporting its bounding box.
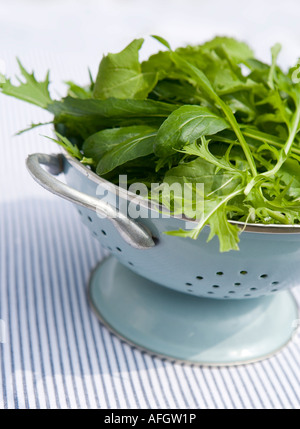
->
[26,153,155,250]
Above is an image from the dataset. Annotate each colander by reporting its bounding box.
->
[26,152,300,365]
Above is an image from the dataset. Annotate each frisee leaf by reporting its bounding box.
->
[0,59,52,108]
[43,132,83,160]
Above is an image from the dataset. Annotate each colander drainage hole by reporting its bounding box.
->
[272,281,279,285]
[234,283,241,286]
[196,276,203,280]
[250,287,257,291]
[216,271,224,276]
[240,270,248,275]
[88,216,93,222]
[244,294,251,297]
[78,209,82,215]
[228,291,235,294]
[207,291,214,295]
[92,232,98,237]
[101,230,107,236]
[128,261,134,266]
[116,247,122,252]
[185,282,193,286]
[212,285,220,289]
[260,274,268,278]
[271,289,278,292]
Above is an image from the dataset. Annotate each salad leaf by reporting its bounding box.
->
[44,132,83,160]
[93,38,158,100]
[2,35,300,252]
[48,96,178,140]
[96,126,157,175]
[0,59,52,108]
[200,36,254,62]
[83,125,150,163]
[151,35,172,51]
[48,96,177,119]
[154,105,229,158]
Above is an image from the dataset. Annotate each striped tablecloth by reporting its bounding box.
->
[1,5,300,406]
[1,197,300,409]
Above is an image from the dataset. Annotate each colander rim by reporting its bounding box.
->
[63,151,300,234]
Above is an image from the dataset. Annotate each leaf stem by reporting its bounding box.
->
[190,187,244,238]
[242,128,300,156]
[217,98,258,177]
[244,98,300,195]
[263,98,300,177]
[171,53,258,177]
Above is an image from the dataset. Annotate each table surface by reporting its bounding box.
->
[0,0,300,409]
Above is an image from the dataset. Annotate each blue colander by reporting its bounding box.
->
[26,152,300,365]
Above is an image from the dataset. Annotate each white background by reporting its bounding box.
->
[1,0,300,201]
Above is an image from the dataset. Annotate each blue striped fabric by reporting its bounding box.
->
[0,51,300,410]
[0,199,300,409]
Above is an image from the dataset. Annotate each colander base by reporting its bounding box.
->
[88,256,299,366]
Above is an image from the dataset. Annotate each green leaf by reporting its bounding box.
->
[154,105,229,158]
[277,158,300,197]
[48,96,179,140]
[165,186,243,251]
[151,35,172,51]
[83,125,154,164]
[201,36,254,62]
[141,50,183,83]
[43,132,82,160]
[15,121,52,135]
[49,96,178,118]
[96,126,157,175]
[207,207,240,251]
[268,43,281,90]
[222,92,256,122]
[181,138,243,175]
[0,59,52,108]
[164,157,239,195]
[148,79,201,105]
[93,39,158,99]
[65,80,93,99]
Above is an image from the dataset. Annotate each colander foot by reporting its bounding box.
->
[88,256,299,366]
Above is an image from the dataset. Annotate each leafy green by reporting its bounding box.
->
[151,35,172,51]
[201,36,254,62]
[95,126,157,175]
[65,80,93,99]
[48,96,178,141]
[154,105,229,159]
[93,38,158,100]
[48,95,177,119]
[0,59,51,108]
[43,132,85,161]
[2,36,300,252]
